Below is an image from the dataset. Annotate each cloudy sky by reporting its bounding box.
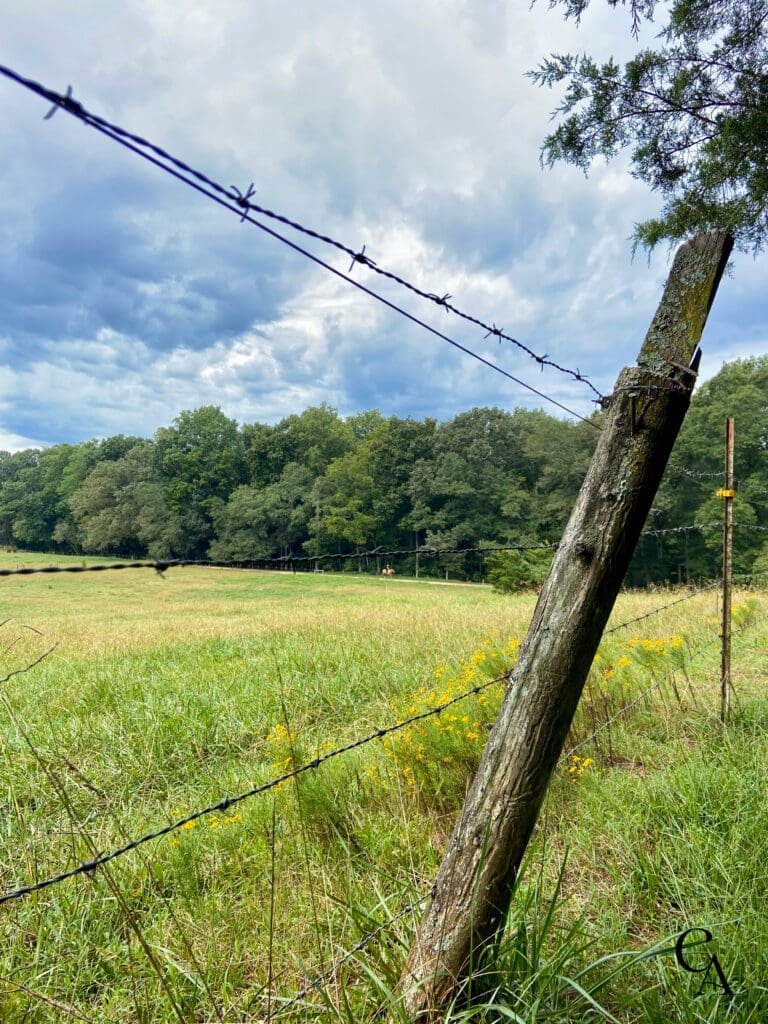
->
[1,1,765,450]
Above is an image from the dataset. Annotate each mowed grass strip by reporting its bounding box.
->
[0,552,764,1022]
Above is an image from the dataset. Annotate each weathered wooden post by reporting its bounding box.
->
[400,230,732,1021]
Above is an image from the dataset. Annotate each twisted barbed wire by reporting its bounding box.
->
[0,542,558,579]
[639,522,721,538]
[0,670,509,907]
[734,568,768,582]
[1,523,745,580]
[270,541,558,561]
[5,521,756,581]
[638,520,768,536]
[666,464,723,481]
[0,66,602,426]
[276,601,768,1016]
[0,65,602,401]
[0,560,176,578]
[602,579,721,637]
[267,895,427,1020]
[560,633,720,764]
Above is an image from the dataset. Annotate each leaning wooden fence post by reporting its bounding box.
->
[720,417,735,720]
[399,230,732,1021]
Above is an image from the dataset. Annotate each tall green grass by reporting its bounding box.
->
[0,552,764,1021]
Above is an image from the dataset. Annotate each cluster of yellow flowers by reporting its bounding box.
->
[377,632,521,790]
[263,721,301,789]
[567,754,593,778]
[170,811,244,846]
[363,625,700,796]
[628,635,684,652]
[596,632,687,684]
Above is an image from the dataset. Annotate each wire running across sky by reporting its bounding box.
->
[0,64,602,429]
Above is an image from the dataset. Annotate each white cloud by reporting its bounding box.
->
[0,1,763,444]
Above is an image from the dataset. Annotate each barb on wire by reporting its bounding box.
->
[639,522,721,538]
[0,670,509,907]
[666,463,723,481]
[347,244,376,274]
[602,579,721,637]
[231,181,256,221]
[734,522,768,533]
[43,83,84,120]
[0,64,604,410]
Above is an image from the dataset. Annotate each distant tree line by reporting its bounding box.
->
[1,357,766,585]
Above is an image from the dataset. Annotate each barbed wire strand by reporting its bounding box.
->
[0,65,602,400]
[562,611,768,763]
[561,633,719,763]
[0,561,175,578]
[4,521,754,580]
[602,579,721,637]
[666,464,723,482]
[740,482,768,498]
[734,568,768,582]
[0,66,600,427]
[0,671,510,908]
[643,524,768,540]
[267,895,428,1020]
[639,521,721,538]
[276,602,768,1018]
[82,124,602,429]
[0,542,559,579]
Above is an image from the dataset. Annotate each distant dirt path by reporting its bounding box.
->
[250,567,484,588]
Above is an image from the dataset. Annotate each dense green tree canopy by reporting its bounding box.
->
[68,443,166,556]
[532,0,768,251]
[0,357,765,582]
[629,355,768,582]
[155,406,245,556]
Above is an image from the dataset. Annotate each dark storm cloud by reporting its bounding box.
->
[0,0,764,450]
[0,168,299,361]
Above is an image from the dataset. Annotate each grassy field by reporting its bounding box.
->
[0,552,765,1022]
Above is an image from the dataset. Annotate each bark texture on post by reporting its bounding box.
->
[400,230,733,1021]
